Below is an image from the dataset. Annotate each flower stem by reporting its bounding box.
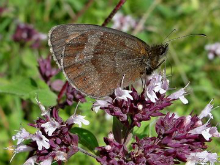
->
[57,81,68,103]
[102,0,126,27]
[78,147,98,159]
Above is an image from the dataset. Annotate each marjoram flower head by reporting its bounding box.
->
[93,71,188,127]
[9,98,90,165]
[93,71,220,165]
[13,22,47,49]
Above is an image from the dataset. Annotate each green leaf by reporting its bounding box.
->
[0,78,57,106]
[134,119,157,138]
[112,117,123,143]
[30,89,57,106]
[0,78,38,98]
[71,127,99,153]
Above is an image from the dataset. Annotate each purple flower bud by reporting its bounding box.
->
[65,84,86,106]
[12,23,46,49]
[38,56,59,84]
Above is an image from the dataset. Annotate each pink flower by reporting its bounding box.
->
[41,119,61,136]
[145,72,169,102]
[92,97,113,113]
[23,156,37,165]
[114,87,133,101]
[66,115,90,127]
[168,83,189,104]
[112,12,136,32]
[8,144,34,162]
[205,42,220,60]
[189,102,220,140]
[12,128,31,145]
[198,99,214,119]
[39,157,53,165]
[32,131,50,150]
[186,151,218,165]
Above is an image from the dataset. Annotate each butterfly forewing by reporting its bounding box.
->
[49,24,149,98]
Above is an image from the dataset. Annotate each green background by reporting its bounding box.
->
[0,0,220,164]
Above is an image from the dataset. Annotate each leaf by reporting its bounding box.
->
[30,89,57,106]
[71,127,99,153]
[0,78,57,106]
[133,119,157,139]
[112,117,123,143]
[0,78,38,98]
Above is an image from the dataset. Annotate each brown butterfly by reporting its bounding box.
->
[48,24,168,98]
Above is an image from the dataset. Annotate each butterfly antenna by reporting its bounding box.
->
[165,33,207,43]
[163,29,177,42]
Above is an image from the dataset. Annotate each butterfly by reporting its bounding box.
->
[48,24,168,98]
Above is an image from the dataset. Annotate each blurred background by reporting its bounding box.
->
[0,0,220,164]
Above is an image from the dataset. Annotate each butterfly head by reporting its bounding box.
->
[145,43,168,75]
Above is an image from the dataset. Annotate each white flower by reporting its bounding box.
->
[202,127,213,141]
[39,157,53,165]
[12,128,31,145]
[7,144,34,162]
[23,156,37,165]
[54,151,67,162]
[32,131,50,150]
[146,79,158,102]
[186,151,218,165]
[112,12,136,32]
[198,100,214,119]
[115,87,133,101]
[92,96,112,113]
[189,122,209,137]
[33,33,47,41]
[208,52,215,60]
[41,119,60,136]
[202,127,220,140]
[145,72,169,102]
[205,42,220,60]
[189,122,220,141]
[66,115,90,127]
[168,83,189,104]
[209,127,220,138]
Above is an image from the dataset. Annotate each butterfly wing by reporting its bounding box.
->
[49,24,149,98]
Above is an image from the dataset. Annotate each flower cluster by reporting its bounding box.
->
[112,12,137,32]
[205,42,220,60]
[96,102,219,165]
[9,99,89,165]
[94,72,220,165]
[93,72,188,127]
[13,22,47,49]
